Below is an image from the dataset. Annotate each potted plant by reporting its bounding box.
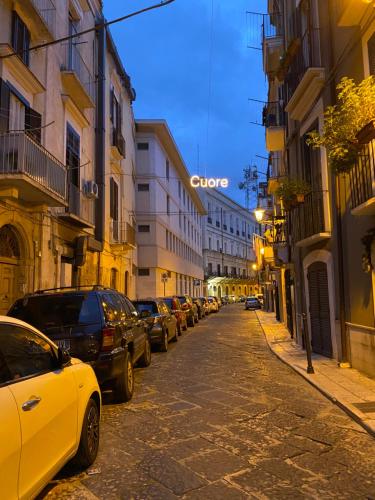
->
[275,178,311,211]
[307,76,375,173]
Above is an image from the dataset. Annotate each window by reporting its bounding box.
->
[110,178,119,227]
[110,268,118,289]
[138,225,150,233]
[217,240,220,251]
[138,268,150,276]
[208,263,213,274]
[208,237,212,250]
[11,12,30,66]
[0,324,54,383]
[183,188,186,205]
[138,183,149,191]
[137,142,149,150]
[66,124,80,188]
[110,87,125,156]
[179,210,182,228]
[368,32,375,75]
[166,229,169,249]
[178,181,181,198]
[167,195,170,215]
[166,159,170,181]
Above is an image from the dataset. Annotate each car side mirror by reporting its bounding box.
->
[57,347,71,368]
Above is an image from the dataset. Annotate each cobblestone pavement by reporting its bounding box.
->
[42,305,375,499]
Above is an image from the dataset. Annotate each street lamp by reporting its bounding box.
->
[254,208,265,223]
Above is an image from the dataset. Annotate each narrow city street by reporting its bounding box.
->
[43,305,375,500]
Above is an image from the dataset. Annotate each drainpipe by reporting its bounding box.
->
[328,1,349,365]
[94,16,106,280]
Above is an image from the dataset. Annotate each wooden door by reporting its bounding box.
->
[307,262,333,357]
[0,262,16,314]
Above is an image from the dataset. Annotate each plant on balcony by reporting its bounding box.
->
[361,228,375,273]
[307,76,375,173]
[275,178,310,211]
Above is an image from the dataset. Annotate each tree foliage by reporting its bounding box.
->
[306,76,375,173]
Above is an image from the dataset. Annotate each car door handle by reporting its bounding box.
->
[22,396,41,412]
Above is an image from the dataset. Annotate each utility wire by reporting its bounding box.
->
[0,0,177,60]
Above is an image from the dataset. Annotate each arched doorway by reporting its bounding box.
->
[110,268,118,290]
[218,286,222,298]
[225,286,229,295]
[285,269,294,337]
[307,261,333,357]
[244,286,247,296]
[0,225,21,314]
[124,270,129,296]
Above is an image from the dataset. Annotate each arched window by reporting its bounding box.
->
[0,225,20,258]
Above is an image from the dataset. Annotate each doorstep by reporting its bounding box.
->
[256,310,375,437]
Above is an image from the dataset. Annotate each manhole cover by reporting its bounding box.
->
[352,402,375,413]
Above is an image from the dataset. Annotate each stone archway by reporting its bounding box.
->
[0,224,22,314]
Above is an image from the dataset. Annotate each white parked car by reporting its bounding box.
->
[207,297,219,312]
[0,316,101,500]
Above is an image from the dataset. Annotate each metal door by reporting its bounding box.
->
[285,270,294,337]
[307,262,333,357]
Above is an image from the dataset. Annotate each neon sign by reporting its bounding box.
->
[190,175,229,188]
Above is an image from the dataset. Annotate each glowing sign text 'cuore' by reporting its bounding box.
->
[190,175,229,189]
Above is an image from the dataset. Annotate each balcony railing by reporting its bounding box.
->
[263,102,285,128]
[61,183,94,227]
[0,131,66,204]
[286,28,322,99]
[291,190,327,243]
[61,42,95,104]
[110,220,136,247]
[262,12,284,40]
[112,128,126,158]
[30,0,56,37]
[349,140,375,213]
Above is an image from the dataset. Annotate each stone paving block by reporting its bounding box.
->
[139,451,208,495]
[183,448,248,481]
[182,480,250,499]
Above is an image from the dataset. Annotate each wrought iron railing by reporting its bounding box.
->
[66,183,94,224]
[110,220,136,246]
[30,0,56,37]
[286,28,322,98]
[262,12,284,40]
[263,102,285,128]
[291,190,327,242]
[349,140,375,210]
[61,42,95,103]
[0,131,66,200]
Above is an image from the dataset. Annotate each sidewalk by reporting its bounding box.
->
[256,310,375,437]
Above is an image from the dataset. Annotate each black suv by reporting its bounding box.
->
[8,286,151,402]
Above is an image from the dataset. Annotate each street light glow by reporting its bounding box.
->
[254,208,265,223]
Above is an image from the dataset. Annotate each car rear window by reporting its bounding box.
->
[134,302,158,314]
[8,293,101,330]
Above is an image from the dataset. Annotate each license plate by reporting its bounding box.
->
[56,339,70,351]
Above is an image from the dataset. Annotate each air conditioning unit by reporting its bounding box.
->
[83,180,99,199]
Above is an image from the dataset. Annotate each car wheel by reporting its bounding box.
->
[188,317,195,327]
[172,326,178,342]
[183,321,188,331]
[114,350,134,403]
[72,398,100,468]
[160,329,168,352]
[139,337,152,367]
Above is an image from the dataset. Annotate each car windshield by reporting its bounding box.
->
[164,298,174,308]
[8,293,101,330]
[178,296,187,304]
[134,302,158,314]
[247,297,258,301]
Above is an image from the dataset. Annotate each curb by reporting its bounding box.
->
[255,312,375,439]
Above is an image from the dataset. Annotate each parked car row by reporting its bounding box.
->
[0,286,224,499]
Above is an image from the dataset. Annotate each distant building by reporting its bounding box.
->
[199,188,259,298]
[135,120,206,298]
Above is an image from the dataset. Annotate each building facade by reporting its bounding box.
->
[199,188,259,298]
[135,120,205,299]
[0,0,138,314]
[261,0,375,377]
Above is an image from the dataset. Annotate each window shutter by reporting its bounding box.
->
[368,33,375,76]
[110,87,114,123]
[25,107,42,143]
[110,178,114,219]
[0,79,10,133]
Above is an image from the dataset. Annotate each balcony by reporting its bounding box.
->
[262,12,284,76]
[0,132,66,206]
[15,0,56,41]
[61,43,95,109]
[110,220,136,249]
[285,29,325,121]
[263,102,285,152]
[291,190,331,247]
[111,128,126,160]
[350,139,375,215]
[58,183,94,228]
[335,0,373,26]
